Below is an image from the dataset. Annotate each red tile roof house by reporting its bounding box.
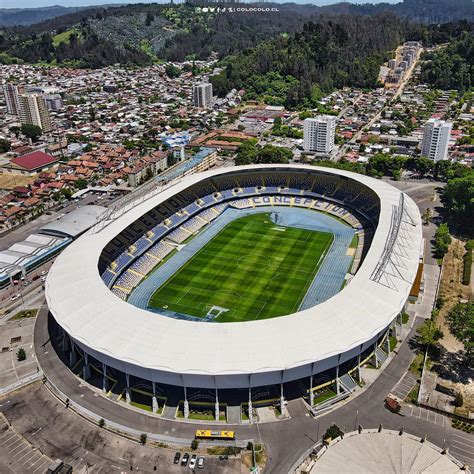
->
[1,151,59,176]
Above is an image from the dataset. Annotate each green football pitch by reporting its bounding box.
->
[148,213,333,322]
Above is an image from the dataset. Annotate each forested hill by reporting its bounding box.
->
[210,17,473,109]
[319,0,474,24]
[1,0,473,28]
[420,23,473,93]
[211,13,410,109]
[1,0,473,69]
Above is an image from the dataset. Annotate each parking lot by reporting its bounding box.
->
[0,318,38,391]
[391,372,418,400]
[0,414,52,474]
[450,432,474,466]
[1,383,242,473]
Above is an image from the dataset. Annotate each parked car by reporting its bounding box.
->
[181,453,189,466]
[173,452,180,464]
[197,457,205,469]
[188,455,197,469]
[41,270,48,276]
[11,294,20,301]
[41,276,47,282]
[385,395,401,413]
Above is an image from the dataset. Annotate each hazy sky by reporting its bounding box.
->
[1,0,401,10]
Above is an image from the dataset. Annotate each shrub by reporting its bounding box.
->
[191,439,199,450]
[454,392,464,408]
[323,424,343,441]
[16,348,26,361]
[98,418,105,428]
[246,441,254,451]
[140,433,147,445]
[462,241,473,285]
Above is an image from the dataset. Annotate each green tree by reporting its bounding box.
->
[16,347,26,361]
[165,64,181,78]
[75,178,88,190]
[454,392,464,407]
[422,208,432,226]
[0,138,11,153]
[446,302,473,363]
[254,144,292,164]
[433,223,451,259]
[323,424,343,441]
[443,172,474,237]
[416,319,443,350]
[235,140,258,166]
[140,433,147,445]
[9,126,21,138]
[60,188,73,200]
[21,123,43,142]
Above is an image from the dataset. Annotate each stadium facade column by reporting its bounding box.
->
[391,322,398,339]
[82,353,91,381]
[309,363,315,406]
[69,339,77,367]
[280,371,285,413]
[385,332,391,354]
[152,382,158,413]
[215,387,219,422]
[183,386,189,419]
[61,330,69,352]
[248,375,253,423]
[335,364,340,395]
[373,342,379,369]
[125,373,131,404]
[357,353,362,382]
[102,363,107,392]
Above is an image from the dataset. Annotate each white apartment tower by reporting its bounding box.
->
[2,83,25,116]
[421,119,452,162]
[303,115,337,154]
[193,83,213,108]
[18,93,52,133]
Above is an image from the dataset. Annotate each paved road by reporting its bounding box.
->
[34,309,473,473]
[335,47,422,161]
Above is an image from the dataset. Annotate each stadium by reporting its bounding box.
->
[45,164,423,421]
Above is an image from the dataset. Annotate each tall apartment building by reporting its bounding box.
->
[193,83,213,108]
[2,83,25,115]
[303,115,337,154]
[421,119,452,162]
[18,93,52,133]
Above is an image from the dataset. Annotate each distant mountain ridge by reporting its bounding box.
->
[0,1,472,70]
[0,0,473,28]
[0,5,92,27]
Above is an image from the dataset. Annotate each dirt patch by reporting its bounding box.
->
[0,173,38,190]
[437,238,471,352]
[434,237,473,411]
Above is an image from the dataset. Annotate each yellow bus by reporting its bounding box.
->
[195,430,235,440]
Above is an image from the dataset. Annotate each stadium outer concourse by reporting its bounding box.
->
[44,164,423,418]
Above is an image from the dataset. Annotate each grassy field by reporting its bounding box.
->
[149,213,333,322]
[52,29,77,46]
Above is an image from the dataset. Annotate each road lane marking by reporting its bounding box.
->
[13,445,29,458]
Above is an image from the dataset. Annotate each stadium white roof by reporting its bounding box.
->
[39,205,107,238]
[46,165,423,384]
